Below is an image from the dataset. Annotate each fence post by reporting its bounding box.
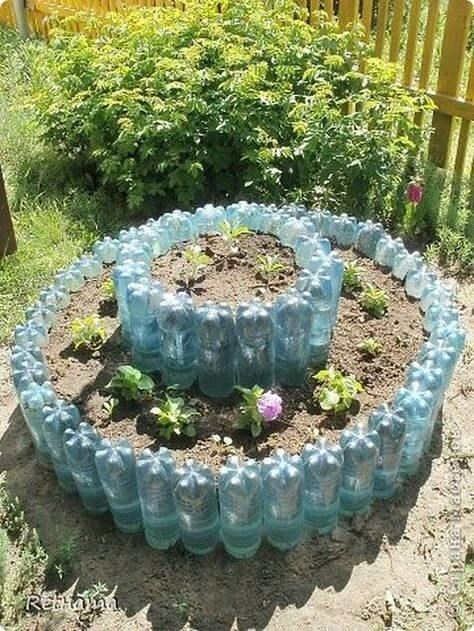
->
[0,165,17,259]
[428,0,473,169]
[12,0,29,38]
[338,0,358,30]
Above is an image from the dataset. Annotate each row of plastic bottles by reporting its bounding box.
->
[111,204,349,394]
[123,282,339,395]
[10,204,466,557]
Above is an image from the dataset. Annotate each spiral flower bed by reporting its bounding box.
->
[10,202,465,558]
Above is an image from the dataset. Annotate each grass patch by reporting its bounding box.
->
[0,25,124,343]
[0,473,48,626]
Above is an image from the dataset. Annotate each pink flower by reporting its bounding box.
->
[257,391,283,423]
[406,180,424,205]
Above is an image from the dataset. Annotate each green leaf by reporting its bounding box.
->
[250,422,262,438]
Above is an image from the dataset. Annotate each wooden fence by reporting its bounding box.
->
[1,0,474,235]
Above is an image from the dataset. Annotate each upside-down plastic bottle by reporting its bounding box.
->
[136,448,179,550]
[174,460,220,555]
[157,292,198,389]
[301,439,343,534]
[235,301,275,389]
[262,449,304,550]
[219,457,262,558]
[368,404,407,498]
[339,424,380,515]
[196,302,236,397]
[63,423,109,515]
[95,438,142,533]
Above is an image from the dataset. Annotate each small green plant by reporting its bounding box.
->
[106,365,154,401]
[102,397,119,419]
[150,393,200,439]
[233,386,283,438]
[71,315,107,350]
[342,261,363,293]
[360,285,389,318]
[102,278,116,300]
[0,474,48,625]
[46,531,77,582]
[358,337,383,357]
[210,434,233,455]
[219,220,251,243]
[183,245,213,283]
[313,367,363,414]
[256,254,287,280]
[0,528,10,591]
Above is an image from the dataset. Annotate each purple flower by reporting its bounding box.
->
[257,391,283,423]
[406,180,424,205]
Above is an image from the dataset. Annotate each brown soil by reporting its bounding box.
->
[40,241,425,473]
[151,233,299,306]
[0,251,472,631]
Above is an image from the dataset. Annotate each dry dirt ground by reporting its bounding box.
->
[0,283,472,631]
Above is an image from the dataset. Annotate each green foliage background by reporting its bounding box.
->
[29,0,430,221]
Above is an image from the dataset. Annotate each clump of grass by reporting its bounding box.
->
[46,531,77,583]
[0,473,48,625]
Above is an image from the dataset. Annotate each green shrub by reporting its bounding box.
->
[29,0,429,215]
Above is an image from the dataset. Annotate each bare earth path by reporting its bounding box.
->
[0,284,472,631]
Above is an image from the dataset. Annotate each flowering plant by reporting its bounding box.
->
[233,386,283,438]
[404,178,424,234]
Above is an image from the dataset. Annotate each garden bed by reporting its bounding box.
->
[44,237,425,473]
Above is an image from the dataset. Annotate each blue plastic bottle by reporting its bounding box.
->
[218,457,262,558]
[332,214,358,247]
[127,279,163,372]
[12,358,49,394]
[136,448,179,550]
[196,302,236,398]
[235,301,275,389]
[355,221,384,258]
[394,383,434,476]
[302,439,343,534]
[14,321,48,349]
[261,449,304,550]
[368,404,407,498]
[19,381,57,468]
[93,236,119,264]
[392,250,423,281]
[43,403,81,492]
[95,438,142,533]
[113,259,151,346]
[374,235,405,269]
[406,360,444,452]
[274,291,313,386]
[174,460,220,555]
[157,292,198,389]
[78,255,103,280]
[63,423,109,515]
[298,274,333,364]
[56,264,85,293]
[339,425,380,515]
[423,303,459,334]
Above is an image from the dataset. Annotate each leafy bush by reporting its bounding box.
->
[106,365,154,401]
[29,0,429,216]
[70,315,107,350]
[313,367,363,413]
[150,393,200,439]
[358,337,383,357]
[342,261,363,293]
[360,285,389,318]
